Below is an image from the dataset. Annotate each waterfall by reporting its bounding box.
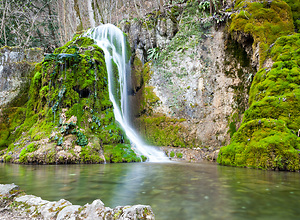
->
[85,24,169,162]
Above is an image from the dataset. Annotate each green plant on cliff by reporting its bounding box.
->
[218,33,300,171]
[147,47,161,61]
[157,0,213,66]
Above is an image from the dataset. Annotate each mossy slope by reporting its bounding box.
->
[218,33,300,171]
[0,36,141,164]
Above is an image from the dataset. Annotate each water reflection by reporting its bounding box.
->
[0,163,299,220]
[216,165,300,220]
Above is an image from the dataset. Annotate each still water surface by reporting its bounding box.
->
[0,162,299,220]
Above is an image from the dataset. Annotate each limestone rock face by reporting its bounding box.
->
[119,16,178,63]
[149,26,254,147]
[56,0,170,44]
[125,10,255,149]
[0,47,43,109]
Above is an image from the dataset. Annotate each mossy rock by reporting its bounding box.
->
[282,0,300,32]
[137,114,193,148]
[229,0,294,66]
[218,119,300,171]
[218,34,300,171]
[103,144,144,163]
[0,35,140,164]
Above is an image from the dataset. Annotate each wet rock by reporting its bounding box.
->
[161,146,220,162]
[0,184,19,198]
[0,184,155,220]
[57,205,81,220]
[78,199,107,219]
[15,195,48,207]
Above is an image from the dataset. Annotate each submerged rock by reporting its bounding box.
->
[0,184,155,220]
[161,146,219,162]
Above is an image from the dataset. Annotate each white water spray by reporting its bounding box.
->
[85,24,169,162]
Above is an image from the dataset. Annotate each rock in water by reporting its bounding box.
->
[0,184,155,220]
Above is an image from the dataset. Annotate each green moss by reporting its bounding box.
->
[218,34,300,171]
[246,34,300,132]
[0,107,27,149]
[229,0,294,67]
[170,151,175,158]
[137,114,194,148]
[176,152,183,158]
[283,0,300,32]
[19,143,37,163]
[103,144,142,163]
[4,155,12,162]
[218,119,300,171]
[0,35,136,164]
[80,140,104,163]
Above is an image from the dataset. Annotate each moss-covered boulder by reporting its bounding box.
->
[218,33,300,171]
[0,36,141,164]
[229,0,295,67]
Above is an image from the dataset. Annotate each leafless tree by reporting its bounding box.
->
[0,0,59,52]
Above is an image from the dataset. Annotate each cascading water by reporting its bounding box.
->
[85,24,169,162]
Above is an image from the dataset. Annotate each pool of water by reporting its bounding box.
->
[0,162,299,220]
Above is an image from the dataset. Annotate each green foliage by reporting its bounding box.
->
[147,47,161,61]
[218,34,300,171]
[199,1,210,11]
[76,131,88,146]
